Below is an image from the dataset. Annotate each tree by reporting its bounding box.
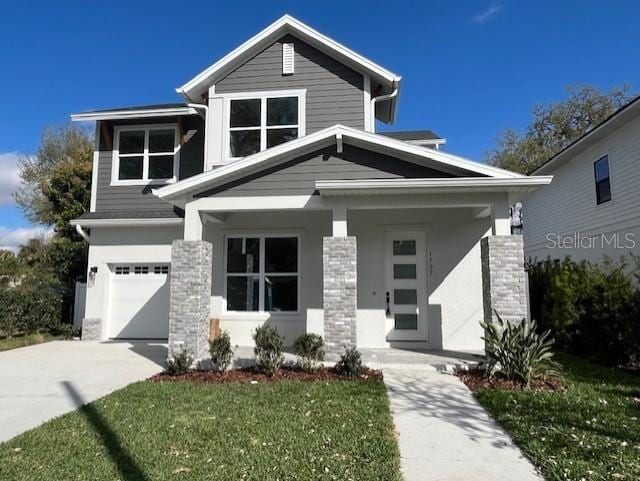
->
[13,125,93,292]
[0,250,23,288]
[486,85,634,174]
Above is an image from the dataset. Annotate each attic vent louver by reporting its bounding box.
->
[282,43,295,75]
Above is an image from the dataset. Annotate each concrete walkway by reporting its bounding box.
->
[384,369,543,481]
[0,340,166,442]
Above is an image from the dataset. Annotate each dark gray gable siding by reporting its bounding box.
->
[215,34,365,132]
[95,117,204,213]
[199,145,462,197]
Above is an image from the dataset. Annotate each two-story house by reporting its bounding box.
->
[71,15,552,360]
[524,96,640,264]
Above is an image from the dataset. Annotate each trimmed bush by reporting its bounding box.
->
[527,256,640,366]
[293,333,325,372]
[164,347,193,376]
[253,325,284,376]
[0,288,62,338]
[481,312,559,387]
[209,330,234,372]
[335,347,365,377]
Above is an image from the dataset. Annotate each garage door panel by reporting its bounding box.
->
[108,265,170,339]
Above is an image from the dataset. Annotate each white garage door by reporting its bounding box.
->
[107,264,170,339]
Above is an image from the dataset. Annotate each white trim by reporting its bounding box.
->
[363,75,372,132]
[155,124,528,200]
[176,15,401,100]
[315,177,553,195]
[90,123,101,212]
[111,124,180,186]
[71,107,198,122]
[222,233,301,315]
[70,218,184,227]
[222,89,306,162]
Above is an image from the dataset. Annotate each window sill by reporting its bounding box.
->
[110,177,177,187]
[220,311,301,320]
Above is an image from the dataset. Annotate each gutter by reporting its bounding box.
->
[370,81,399,132]
[75,224,90,242]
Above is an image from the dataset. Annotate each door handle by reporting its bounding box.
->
[386,291,390,316]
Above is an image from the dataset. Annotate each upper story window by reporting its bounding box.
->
[226,90,306,160]
[112,124,179,185]
[594,155,611,204]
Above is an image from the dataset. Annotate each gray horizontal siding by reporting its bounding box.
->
[215,34,364,132]
[95,117,205,213]
[202,145,454,197]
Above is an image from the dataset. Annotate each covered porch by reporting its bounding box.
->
[168,184,532,359]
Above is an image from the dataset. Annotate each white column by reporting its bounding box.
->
[184,203,203,241]
[207,85,225,168]
[331,206,348,237]
[491,197,511,235]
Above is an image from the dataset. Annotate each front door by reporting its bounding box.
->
[385,231,428,342]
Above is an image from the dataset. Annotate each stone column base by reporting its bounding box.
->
[323,236,357,355]
[81,318,103,340]
[480,235,528,325]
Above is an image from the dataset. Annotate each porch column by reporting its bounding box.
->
[168,240,212,362]
[480,235,528,326]
[323,207,357,355]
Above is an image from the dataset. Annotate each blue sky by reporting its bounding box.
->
[1,0,639,248]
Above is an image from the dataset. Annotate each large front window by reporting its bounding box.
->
[227,92,304,159]
[225,235,299,313]
[112,125,179,184]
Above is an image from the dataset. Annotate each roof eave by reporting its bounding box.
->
[71,107,199,122]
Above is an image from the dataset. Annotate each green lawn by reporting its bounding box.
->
[0,378,401,481]
[0,332,62,352]
[474,353,640,481]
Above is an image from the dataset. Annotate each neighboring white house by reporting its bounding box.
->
[70,15,551,359]
[524,96,640,264]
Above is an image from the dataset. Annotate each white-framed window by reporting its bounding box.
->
[111,124,180,186]
[225,90,306,160]
[224,234,300,313]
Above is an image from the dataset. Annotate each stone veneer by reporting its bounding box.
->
[323,236,357,354]
[168,240,212,362]
[81,318,103,340]
[480,235,529,325]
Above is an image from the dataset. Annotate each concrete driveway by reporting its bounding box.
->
[0,340,166,442]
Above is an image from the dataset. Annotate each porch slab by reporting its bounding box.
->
[228,346,481,372]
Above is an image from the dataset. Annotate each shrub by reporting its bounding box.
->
[209,330,234,372]
[0,288,62,338]
[293,333,325,372]
[527,256,640,366]
[335,347,365,377]
[481,312,559,387]
[164,347,193,376]
[253,325,284,376]
[53,323,81,340]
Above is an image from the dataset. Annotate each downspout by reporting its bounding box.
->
[75,224,90,242]
[370,82,399,134]
[187,103,209,169]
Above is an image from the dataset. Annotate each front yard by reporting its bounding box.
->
[0,377,400,481]
[472,354,640,481]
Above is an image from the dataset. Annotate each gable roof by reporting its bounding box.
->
[154,124,525,201]
[533,94,640,175]
[176,15,402,123]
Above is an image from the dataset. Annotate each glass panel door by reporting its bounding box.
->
[385,231,427,341]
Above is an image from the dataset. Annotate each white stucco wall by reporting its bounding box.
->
[83,226,183,339]
[205,207,491,352]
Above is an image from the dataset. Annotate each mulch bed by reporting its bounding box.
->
[151,366,383,384]
[457,368,565,392]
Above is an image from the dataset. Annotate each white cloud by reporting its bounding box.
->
[0,152,22,206]
[0,226,53,253]
[472,4,502,24]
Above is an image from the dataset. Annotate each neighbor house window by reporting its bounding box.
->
[594,155,611,204]
[112,125,179,184]
[227,91,305,159]
[225,235,299,312]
